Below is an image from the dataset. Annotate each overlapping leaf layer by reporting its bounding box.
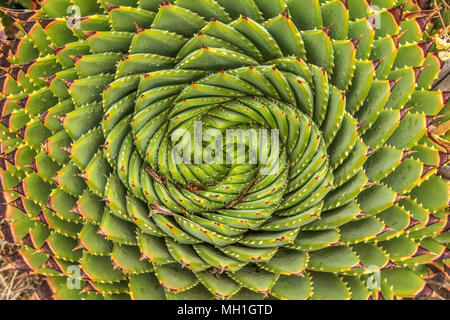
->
[0,0,449,300]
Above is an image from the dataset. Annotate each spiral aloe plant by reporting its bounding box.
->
[0,0,449,300]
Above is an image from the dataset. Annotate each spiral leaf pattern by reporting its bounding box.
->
[0,0,448,300]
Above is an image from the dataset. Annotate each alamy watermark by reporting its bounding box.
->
[366,265,382,290]
[66,265,81,290]
[66,5,82,29]
[368,5,382,29]
[171,121,280,175]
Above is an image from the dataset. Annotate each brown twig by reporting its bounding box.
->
[144,166,190,216]
[225,170,260,209]
[149,200,200,228]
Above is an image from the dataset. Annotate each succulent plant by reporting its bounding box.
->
[0,0,449,300]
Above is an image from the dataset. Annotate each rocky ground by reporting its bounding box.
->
[0,239,42,300]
